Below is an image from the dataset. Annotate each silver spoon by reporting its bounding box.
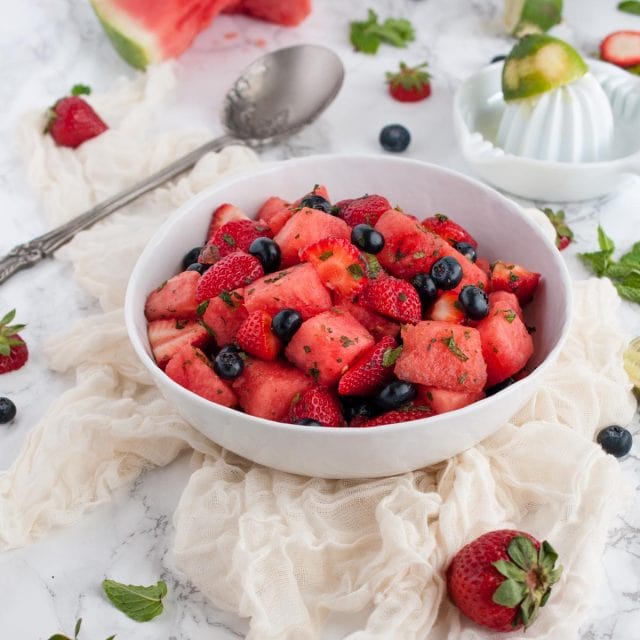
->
[0,44,344,284]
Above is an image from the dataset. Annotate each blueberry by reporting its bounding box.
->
[182,246,202,270]
[0,397,16,424]
[458,285,489,320]
[454,241,477,262]
[296,418,323,426]
[431,256,463,290]
[485,377,516,396]
[597,425,633,458]
[411,273,438,306]
[213,345,244,380]
[248,237,281,273]
[186,262,209,274]
[271,309,303,343]
[351,224,385,254]
[491,54,506,64]
[341,396,379,422]
[379,124,411,153]
[374,381,416,410]
[300,194,332,213]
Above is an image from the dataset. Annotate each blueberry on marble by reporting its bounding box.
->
[0,397,16,424]
[379,124,411,153]
[597,425,633,458]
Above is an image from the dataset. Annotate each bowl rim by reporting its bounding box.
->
[124,153,573,437]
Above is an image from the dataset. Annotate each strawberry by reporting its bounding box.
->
[490,261,540,306]
[351,407,432,427]
[299,237,368,297]
[207,203,250,240]
[147,318,210,369]
[422,214,478,248]
[386,61,432,103]
[600,31,640,68]
[447,529,562,632]
[210,219,272,257]
[236,310,281,360]
[289,386,346,427]
[337,335,399,396]
[338,195,392,228]
[144,270,200,321]
[195,252,264,303]
[359,276,421,324]
[429,291,465,324]
[0,310,28,374]
[45,85,107,148]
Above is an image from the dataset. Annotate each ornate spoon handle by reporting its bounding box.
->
[0,135,235,286]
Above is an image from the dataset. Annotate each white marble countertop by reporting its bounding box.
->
[1,0,639,638]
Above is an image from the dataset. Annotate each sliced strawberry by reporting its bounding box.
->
[422,214,478,248]
[490,261,541,306]
[236,310,281,360]
[332,198,354,216]
[351,407,433,427]
[195,252,264,303]
[165,345,237,407]
[429,291,465,324]
[600,31,640,68]
[386,62,432,103]
[210,219,272,257]
[338,194,392,228]
[289,386,345,427]
[337,335,399,396]
[207,203,250,240]
[147,319,210,369]
[299,237,368,298]
[144,270,200,321]
[359,276,421,324]
[0,309,28,375]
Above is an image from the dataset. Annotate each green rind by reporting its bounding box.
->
[512,0,563,36]
[91,2,151,70]
[502,34,588,101]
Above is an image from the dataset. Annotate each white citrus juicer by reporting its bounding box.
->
[453,35,640,201]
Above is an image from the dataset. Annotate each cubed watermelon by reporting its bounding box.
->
[274,207,351,267]
[285,310,374,386]
[200,287,247,347]
[332,296,400,340]
[148,318,211,369]
[244,263,332,320]
[417,386,485,414]
[257,196,294,235]
[477,295,534,387]
[394,321,487,393]
[232,358,313,421]
[144,270,200,321]
[165,345,237,407]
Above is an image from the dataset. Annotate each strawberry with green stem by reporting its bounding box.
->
[386,62,432,102]
[0,309,28,374]
[542,208,573,250]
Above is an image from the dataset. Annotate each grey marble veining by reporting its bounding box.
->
[0,0,639,638]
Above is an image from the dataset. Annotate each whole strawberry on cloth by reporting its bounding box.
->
[385,61,432,102]
[45,85,108,148]
[447,529,562,632]
[0,310,28,374]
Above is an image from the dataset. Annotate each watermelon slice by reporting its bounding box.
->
[91,0,312,69]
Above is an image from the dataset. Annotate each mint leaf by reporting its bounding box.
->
[598,225,615,253]
[618,1,640,14]
[71,84,91,96]
[578,250,611,277]
[102,579,167,622]
[350,9,415,54]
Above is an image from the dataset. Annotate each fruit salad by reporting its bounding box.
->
[143,186,541,428]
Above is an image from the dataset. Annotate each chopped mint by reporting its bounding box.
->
[350,9,415,55]
[196,300,210,316]
[347,263,365,280]
[441,335,469,362]
[382,345,403,367]
[504,310,517,323]
[340,335,355,347]
[319,250,334,261]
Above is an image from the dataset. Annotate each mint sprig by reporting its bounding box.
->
[48,618,115,640]
[618,1,640,15]
[579,226,640,303]
[350,9,415,54]
[102,579,167,622]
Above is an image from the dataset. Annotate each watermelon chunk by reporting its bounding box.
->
[200,287,247,347]
[332,296,400,341]
[476,294,534,387]
[244,263,332,320]
[285,310,374,386]
[394,321,487,393]
[257,196,293,235]
[144,270,200,321]
[91,0,312,70]
[232,358,313,421]
[417,386,485,414]
[274,207,351,267]
[147,318,211,369]
[165,345,237,407]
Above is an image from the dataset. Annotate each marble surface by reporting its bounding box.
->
[1,0,639,638]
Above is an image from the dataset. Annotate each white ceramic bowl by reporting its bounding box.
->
[125,154,572,479]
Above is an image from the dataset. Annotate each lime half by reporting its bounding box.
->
[502,34,588,101]
[624,336,640,389]
[504,0,563,37]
